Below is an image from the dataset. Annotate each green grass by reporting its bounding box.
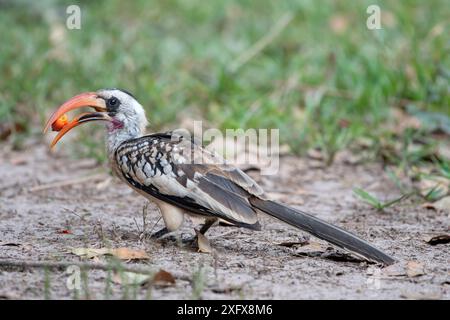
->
[353,187,409,210]
[0,0,448,167]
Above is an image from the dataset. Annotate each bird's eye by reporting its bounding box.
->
[107,97,119,108]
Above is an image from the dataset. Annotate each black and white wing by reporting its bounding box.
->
[114,132,264,229]
[114,132,396,264]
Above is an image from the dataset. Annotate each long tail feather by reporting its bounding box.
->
[249,197,395,265]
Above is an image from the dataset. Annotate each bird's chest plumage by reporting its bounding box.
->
[116,139,173,183]
[111,132,261,227]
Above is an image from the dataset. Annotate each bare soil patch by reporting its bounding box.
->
[0,142,448,299]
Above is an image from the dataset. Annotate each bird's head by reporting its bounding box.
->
[44,88,148,151]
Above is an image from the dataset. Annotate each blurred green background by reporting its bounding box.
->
[0,0,448,170]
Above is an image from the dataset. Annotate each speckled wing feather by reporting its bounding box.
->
[114,132,395,264]
[114,131,263,229]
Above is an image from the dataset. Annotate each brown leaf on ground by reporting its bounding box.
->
[96,177,112,190]
[293,241,328,258]
[423,196,450,213]
[152,269,176,287]
[114,269,176,287]
[196,230,213,253]
[406,261,425,277]
[299,241,327,252]
[382,263,407,277]
[382,261,425,278]
[111,248,150,260]
[422,234,450,245]
[400,291,442,300]
[277,240,309,248]
[9,156,27,166]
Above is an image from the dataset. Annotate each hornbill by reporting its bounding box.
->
[44,88,395,265]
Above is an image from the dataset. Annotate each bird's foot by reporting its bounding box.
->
[177,230,214,251]
[180,235,197,247]
[150,227,194,247]
[150,227,179,243]
[150,227,209,250]
[150,227,170,239]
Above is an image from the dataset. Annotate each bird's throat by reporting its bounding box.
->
[106,121,145,155]
[108,118,124,132]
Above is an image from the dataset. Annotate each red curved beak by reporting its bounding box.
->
[43,92,111,149]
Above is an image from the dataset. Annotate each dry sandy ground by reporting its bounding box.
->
[0,140,448,299]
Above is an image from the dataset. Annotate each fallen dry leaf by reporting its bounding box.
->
[70,247,149,260]
[382,262,408,277]
[422,234,450,245]
[96,177,112,190]
[277,240,309,248]
[400,291,442,300]
[196,230,213,253]
[406,261,425,277]
[9,156,27,166]
[113,269,176,287]
[425,196,450,213]
[70,247,110,259]
[382,261,425,278]
[111,247,150,260]
[298,241,327,253]
[152,269,176,287]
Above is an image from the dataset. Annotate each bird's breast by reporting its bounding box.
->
[113,137,187,192]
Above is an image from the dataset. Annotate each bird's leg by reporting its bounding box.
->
[150,227,170,239]
[182,218,218,248]
[149,202,184,243]
[199,218,218,235]
[148,204,170,239]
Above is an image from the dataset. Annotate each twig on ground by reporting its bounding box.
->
[148,216,162,236]
[0,259,191,282]
[29,173,107,192]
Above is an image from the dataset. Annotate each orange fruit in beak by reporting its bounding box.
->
[51,114,68,131]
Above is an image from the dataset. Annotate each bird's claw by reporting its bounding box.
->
[150,227,169,239]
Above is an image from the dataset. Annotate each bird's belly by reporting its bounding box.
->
[126,182,185,231]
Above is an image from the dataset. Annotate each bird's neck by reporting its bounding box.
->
[106,121,145,155]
